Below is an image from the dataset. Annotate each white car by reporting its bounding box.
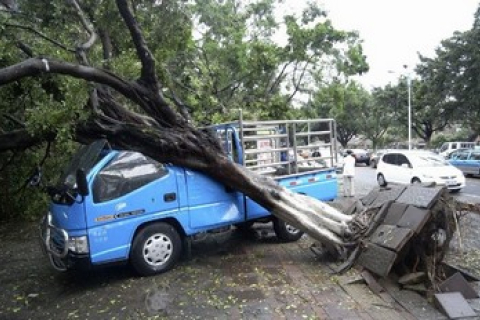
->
[376,150,466,193]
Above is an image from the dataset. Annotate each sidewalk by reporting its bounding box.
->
[155,220,446,320]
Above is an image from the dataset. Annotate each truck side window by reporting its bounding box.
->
[93,151,168,203]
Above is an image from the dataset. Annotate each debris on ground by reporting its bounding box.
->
[311,184,480,319]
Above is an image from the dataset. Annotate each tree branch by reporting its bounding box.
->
[0,58,145,105]
[0,128,55,152]
[3,23,75,53]
[69,0,98,52]
[115,0,157,86]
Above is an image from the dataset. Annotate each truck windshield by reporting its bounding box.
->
[57,139,109,188]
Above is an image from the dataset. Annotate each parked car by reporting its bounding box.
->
[369,149,388,168]
[376,150,466,193]
[345,149,370,166]
[447,148,480,177]
[437,141,478,158]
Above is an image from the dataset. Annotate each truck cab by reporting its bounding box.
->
[40,118,339,276]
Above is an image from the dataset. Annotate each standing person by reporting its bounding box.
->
[343,150,356,197]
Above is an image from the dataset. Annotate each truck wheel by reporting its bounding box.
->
[377,173,387,187]
[130,223,182,276]
[411,178,422,185]
[235,221,255,232]
[273,218,304,242]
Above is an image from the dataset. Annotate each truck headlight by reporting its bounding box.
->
[68,236,89,254]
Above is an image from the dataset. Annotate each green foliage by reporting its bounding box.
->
[417,5,480,138]
[0,141,80,221]
[170,0,368,124]
[306,80,369,147]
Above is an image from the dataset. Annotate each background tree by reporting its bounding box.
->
[307,79,367,148]
[360,87,392,149]
[416,5,480,141]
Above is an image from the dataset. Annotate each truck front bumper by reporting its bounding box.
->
[39,214,91,271]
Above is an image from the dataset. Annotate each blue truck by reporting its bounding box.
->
[40,118,340,276]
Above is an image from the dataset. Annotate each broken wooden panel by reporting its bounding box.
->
[440,262,480,282]
[369,185,407,208]
[363,202,393,238]
[398,272,426,285]
[439,272,479,299]
[360,187,381,206]
[396,185,444,209]
[344,201,358,216]
[357,243,397,277]
[383,202,408,225]
[344,200,365,216]
[369,225,414,252]
[360,270,385,295]
[396,205,431,234]
[434,292,477,319]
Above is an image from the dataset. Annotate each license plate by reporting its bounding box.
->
[446,180,456,186]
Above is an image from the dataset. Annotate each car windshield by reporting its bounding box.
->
[411,154,449,167]
[57,140,110,187]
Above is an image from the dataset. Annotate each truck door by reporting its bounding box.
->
[186,169,243,230]
[85,151,179,263]
[186,126,245,230]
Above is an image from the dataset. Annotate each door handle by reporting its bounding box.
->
[164,192,177,202]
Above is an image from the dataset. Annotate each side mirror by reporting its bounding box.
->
[76,169,89,196]
[401,163,410,168]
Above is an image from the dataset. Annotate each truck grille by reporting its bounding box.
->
[49,228,67,256]
[40,213,69,258]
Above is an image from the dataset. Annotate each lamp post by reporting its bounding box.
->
[404,65,412,150]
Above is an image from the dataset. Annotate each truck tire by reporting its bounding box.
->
[273,218,304,242]
[377,173,387,187]
[130,223,182,276]
[235,221,255,232]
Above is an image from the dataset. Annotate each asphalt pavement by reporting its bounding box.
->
[351,164,480,204]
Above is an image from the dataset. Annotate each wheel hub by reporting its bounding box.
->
[143,233,173,266]
[286,224,300,234]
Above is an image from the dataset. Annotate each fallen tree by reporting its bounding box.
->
[1,1,478,275]
[0,0,360,246]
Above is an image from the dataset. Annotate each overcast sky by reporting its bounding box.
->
[280,0,479,88]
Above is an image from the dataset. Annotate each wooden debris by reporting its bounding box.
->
[398,272,426,286]
[434,292,477,319]
[439,272,479,299]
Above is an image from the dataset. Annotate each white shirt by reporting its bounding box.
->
[343,154,356,177]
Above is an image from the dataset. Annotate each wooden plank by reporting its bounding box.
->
[439,272,479,299]
[357,243,397,277]
[383,202,408,225]
[434,292,477,319]
[396,205,431,234]
[370,225,414,252]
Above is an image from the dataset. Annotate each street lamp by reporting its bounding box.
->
[388,66,412,150]
[404,65,412,150]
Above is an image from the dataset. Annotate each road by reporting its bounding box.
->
[352,165,480,204]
